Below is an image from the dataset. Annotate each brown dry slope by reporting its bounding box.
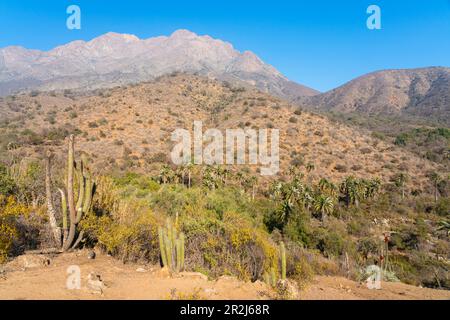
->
[299,67,450,125]
[0,74,445,191]
[1,251,449,300]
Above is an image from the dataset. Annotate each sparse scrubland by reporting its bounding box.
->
[0,74,448,299]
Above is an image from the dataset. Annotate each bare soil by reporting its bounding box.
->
[0,251,449,300]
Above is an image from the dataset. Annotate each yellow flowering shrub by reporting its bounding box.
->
[0,196,30,263]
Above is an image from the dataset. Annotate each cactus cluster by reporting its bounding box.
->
[158,219,185,274]
[46,135,95,251]
[264,242,287,287]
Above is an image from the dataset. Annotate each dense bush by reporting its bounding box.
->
[0,165,17,196]
[434,198,450,217]
[0,196,44,262]
[151,185,277,280]
[0,158,448,290]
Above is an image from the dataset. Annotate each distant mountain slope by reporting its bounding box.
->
[0,74,443,192]
[299,67,450,124]
[0,30,318,99]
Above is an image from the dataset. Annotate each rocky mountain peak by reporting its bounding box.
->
[0,30,317,99]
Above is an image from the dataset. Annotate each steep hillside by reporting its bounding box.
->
[0,74,445,192]
[299,67,450,125]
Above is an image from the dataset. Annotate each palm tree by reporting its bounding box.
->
[429,172,441,203]
[340,176,361,207]
[248,175,258,200]
[271,181,299,223]
[236,171,246,188]
[271,175,315,223]
[175,166,185,184]
[185,162,193,188]
[314,194,334,223]
[364,178,381,200]
[394,173,408,200]
[222,167,231,185]
[202,165,219,190]
[318,178,337,198]
[215,165,232,186]
[287,166,303,181]
[159,165,174,184]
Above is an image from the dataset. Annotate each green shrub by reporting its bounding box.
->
[434,198,450,217]
[0,165,17,196]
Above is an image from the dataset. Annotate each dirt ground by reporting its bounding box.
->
[0,250,449,300]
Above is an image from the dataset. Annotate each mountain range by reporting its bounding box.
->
[0,29,317,99]
[1,30,449,123]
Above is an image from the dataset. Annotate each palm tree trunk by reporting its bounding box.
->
[321,208,327,224]
[188,172,191,188]
[435,182,438,203]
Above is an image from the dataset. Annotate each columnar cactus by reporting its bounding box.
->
[264,242,287,287]
[158,219,185,274]
[45,135,95,251]
[280,242,286,280]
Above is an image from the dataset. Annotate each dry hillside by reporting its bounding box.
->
[298,67,450,125]
[0,74,446,191]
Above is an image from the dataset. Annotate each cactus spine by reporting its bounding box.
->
[158,219,185,274]
[45,135,95,251]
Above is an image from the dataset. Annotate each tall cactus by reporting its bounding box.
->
[45,135,95,251]
[264,242,287,287]
[158,219,185,274]
[45,151,61,245]
[280,241,286,280]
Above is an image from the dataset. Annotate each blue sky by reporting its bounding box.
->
[0,0,449,91]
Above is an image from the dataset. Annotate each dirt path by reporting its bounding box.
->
[0,251,449,300]
[302,276,449,300]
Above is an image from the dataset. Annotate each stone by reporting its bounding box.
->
[179,271,208,281]
[17,254,51,269]
[216,275,239,283]
[156,267,171,278]
[87,272,105,294]
[275,279,299,300]
[203,288,218,296]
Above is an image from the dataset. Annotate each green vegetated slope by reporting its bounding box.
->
[323,111,449,169]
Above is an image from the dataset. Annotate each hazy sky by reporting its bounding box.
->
[1,0,449,91]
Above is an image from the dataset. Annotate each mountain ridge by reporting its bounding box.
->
[0,29,319,98]
[297,66,450,124]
